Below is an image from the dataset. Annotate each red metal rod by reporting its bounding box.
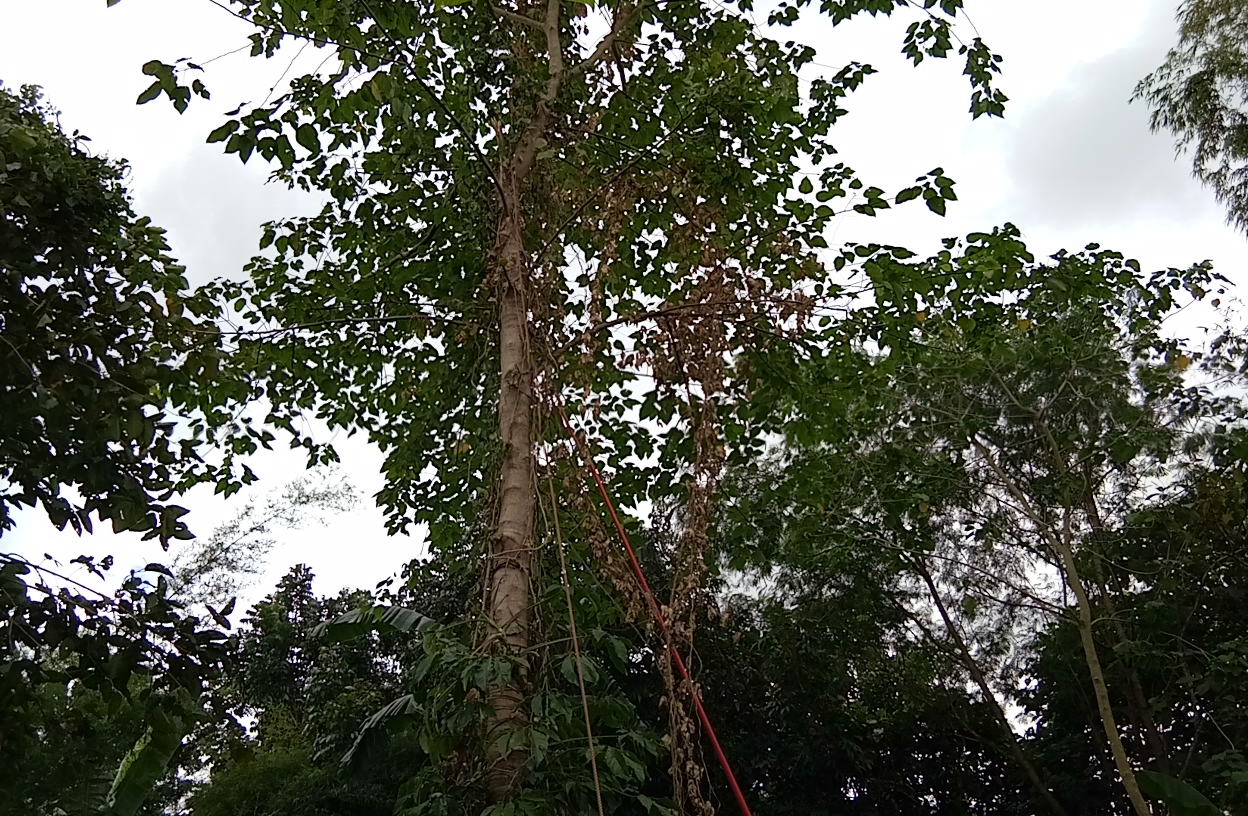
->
[555,401,755,816]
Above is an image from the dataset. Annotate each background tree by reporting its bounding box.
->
[0,553,233,816]
[188,564,428,816]
[692,554,1033,814]
[720,226,1242,815]
[1025,458,1248,815]
[0,83,226,543]
[169,469,358,609]
[1137,0,1248,234]
[0,82,241,816]
[1,465,365,816]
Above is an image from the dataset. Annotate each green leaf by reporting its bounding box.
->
[295,123,320,154]
[313,604,436,642]
[206,121,239,144]
[1137,771,1221,816]
[106,705,191,815]
[895,186,922,204]
[136,81,163,106]
[798,177,814,194]
[342,694,417,765]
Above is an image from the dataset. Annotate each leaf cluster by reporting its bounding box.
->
[1137,0,1248,234]
[0,554,232,816]
[0,83,227,544]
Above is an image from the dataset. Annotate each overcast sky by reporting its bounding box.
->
[2,0,1243,607]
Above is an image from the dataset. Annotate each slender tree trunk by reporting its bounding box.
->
[1052,539,1153,816]
[973,439,1152,815]
[1082,499,1173,775]
[482,1,565,797]
[913,561,1068,816]
[484,174,538,800]
[1125,669,1173,775]
[1097,573,1173,775]
[479,0,642,799]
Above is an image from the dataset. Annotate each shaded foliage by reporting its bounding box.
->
[0,555,232,816]
[719,227,1245,814]
[694,590,1033,814]
[0,84,225,544]
[1026,462,1248,814]
[188,564,429,816]
[1138,0,1248,234]
[0,83,241,815]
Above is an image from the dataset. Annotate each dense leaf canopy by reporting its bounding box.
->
[0,84,225,543]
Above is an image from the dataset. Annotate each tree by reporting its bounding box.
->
[694,547,1034,814]
[1,82,241,816]
[0,553,233,816]
[188,565,426,816]
[1025,459,1248,815]
[190,527,1037,816]
[1136,0,1248,233]
[0,662,158,816]
[169,468,358,608]
[0,83,225,544]
[721,226,1240,815]
[3,472,374,816]
[125,0,1007,807]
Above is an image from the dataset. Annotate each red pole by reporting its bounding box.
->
[555,401,755,816]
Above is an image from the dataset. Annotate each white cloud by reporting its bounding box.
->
[138,143,321,286]
[1002,5,1216,229]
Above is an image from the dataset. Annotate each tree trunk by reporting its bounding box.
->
[478,0,633,799]
[1099,575,1173,776]
[1052,539,1153,816]
[484,173,538,801]
[1082,503,1173,776]
[1125,669,1173,775]
[973,439,1152,815]
[914,562,1068,816]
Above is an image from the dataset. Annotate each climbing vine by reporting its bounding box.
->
[122,0,1004,808]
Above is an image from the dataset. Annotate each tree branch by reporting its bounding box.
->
[492,5,544,28]
[569,2,640,77]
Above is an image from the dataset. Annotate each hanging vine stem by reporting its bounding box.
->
[540,441,606,816]
[552,397,755,816]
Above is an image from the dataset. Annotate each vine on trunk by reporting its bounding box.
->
[127,0,1004,807]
